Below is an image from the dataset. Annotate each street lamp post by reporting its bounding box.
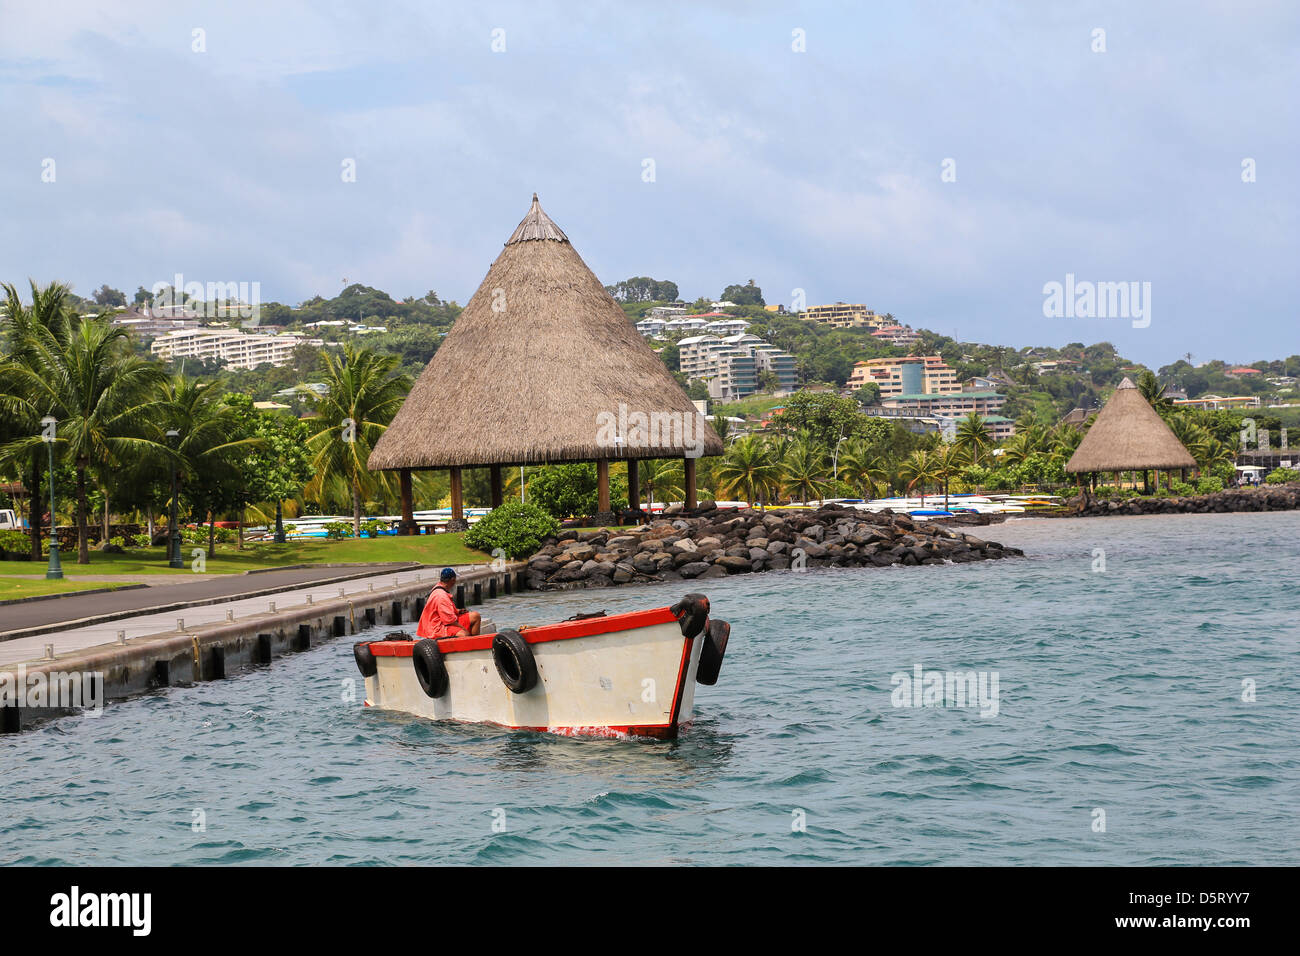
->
[40,416,62,580]
[166,429,182,568]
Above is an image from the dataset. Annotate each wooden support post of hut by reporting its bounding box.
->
[399,469,417,535]
[684,458,697,510]
[364,194,723,526]
[1066,378,1197,494]
[489,465,503,509]
[627,459,640,515]
[596,460,610,515]
[448,467,466,531]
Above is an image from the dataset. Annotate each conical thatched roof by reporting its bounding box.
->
[1065,377,1197,473]
[369,195,722,470]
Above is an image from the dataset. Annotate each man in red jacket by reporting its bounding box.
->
[416,567,481,639]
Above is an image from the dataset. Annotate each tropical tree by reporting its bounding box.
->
[0,281,75,558]
[953,413,994,467]
[2,317,166,562]
[714,435,782,509]
[1137,369,1174,415]
[899,448,942,504]
[638,458,684,510]
[305,345,412,537]
[222,394,312,545]
[781,434,831,503]
[836,438,889,499]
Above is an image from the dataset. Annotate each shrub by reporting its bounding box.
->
[363,519,386,537]
[1168,480,1197,497]
[1095,485,1139,499]
[323,521,351,540]
[0,529,31,553]
[464,501,559,559]
[525,463,629,518]
[109,535,127,548]
[1265,467,1300,485]
[1196,476,1224,495]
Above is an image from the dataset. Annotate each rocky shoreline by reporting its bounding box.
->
[524,503,1023,591]
[1066,482,1300,517]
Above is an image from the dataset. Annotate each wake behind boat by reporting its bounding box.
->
[352,593,730,738]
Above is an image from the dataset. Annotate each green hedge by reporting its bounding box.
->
[464,501,559,559]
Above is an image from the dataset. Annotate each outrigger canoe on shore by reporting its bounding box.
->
[352,593,730,739]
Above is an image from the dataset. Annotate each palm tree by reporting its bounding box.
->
[1137,369,1174,415]
[781,434,831,503]
[156,377,259,558]
[1,317,166,562]
[638,458,684,510]
[953,414,994,467]
[932,444,965,509]
[0,281,75,558]
[837,439,889,499]
[714,435,782,509]
[899,448,942,504]
[306,345,412,537]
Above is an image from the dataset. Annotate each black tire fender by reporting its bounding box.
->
[492,628,539,694]
[670,592,710,639]
[412,638,449,698]
[696,619,730,686]
[353,642,377,679]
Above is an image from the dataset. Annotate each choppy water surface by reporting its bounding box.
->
[3,512,1297,865]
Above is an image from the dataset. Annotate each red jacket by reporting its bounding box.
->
[416,584,463,638]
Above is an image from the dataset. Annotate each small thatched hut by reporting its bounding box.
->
[368,194,723,529]
[1065,377,1197,491]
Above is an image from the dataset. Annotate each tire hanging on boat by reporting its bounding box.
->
[353,642,377,679]
[412,638,449,698]
[492,629,538,694]
[696,619,730,686]
[670,593,710,639]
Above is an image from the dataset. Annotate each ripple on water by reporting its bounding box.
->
[1,512,1298,865]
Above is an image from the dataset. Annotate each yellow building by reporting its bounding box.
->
[847,356,961,397]
[798,303,887,329]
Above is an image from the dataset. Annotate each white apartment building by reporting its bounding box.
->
[636,317,667,337]
[703,318,749,336]
[646,304,688,320]
[665,316,709,334]
[150,328,315,370]
[679,333,797,400]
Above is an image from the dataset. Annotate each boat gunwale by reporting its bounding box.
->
[367,606,681,656]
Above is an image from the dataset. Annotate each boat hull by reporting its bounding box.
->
[363,607,703,738]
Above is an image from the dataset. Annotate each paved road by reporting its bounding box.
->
[0,564,420,639]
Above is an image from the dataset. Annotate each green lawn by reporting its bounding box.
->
[0,534,492,577]
[0,578,130,601]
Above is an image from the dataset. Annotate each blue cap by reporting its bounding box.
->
[440,567,457,581]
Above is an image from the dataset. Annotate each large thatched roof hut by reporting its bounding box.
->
[369,194,722,528]
[1065,377,1197,486]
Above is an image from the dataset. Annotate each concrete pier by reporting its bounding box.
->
[0,562,526,733]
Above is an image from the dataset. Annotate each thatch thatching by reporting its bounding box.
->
[1065,377,1197,473]
[369,194,723,470]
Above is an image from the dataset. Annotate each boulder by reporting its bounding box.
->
[678,561,710,579]
[715,555,753,573]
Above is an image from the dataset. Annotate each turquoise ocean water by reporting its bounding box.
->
[2,511,1297,865]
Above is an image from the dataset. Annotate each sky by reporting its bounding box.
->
[2,0,1296,369]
